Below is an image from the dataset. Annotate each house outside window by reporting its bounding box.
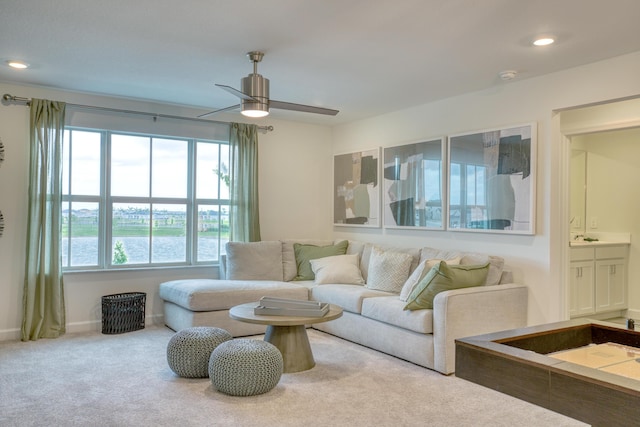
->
[61,127,229,270]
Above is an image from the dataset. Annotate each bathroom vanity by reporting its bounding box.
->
[569,236,630,318]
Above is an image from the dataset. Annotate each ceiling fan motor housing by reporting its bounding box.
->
[200,50,338,118]
[241,73,269,115]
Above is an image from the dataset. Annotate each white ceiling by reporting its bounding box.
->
[2,0,640,125]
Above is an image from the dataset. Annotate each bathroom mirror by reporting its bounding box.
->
[448,123,536,235]
[570,150,586,233]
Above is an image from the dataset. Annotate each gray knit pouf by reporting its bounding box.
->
[167,327,232,378]
[209,339,283,396]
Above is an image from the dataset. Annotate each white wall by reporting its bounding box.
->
[331,51,640,326]
[3,51,640,339]
[0,82,332,340]
[258,121,333,240]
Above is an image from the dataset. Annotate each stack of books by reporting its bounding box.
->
[254,296,330,317]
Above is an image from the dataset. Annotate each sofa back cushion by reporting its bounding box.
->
[461,253,504,287]
[360,243,420,283]
[281,239,335,281]
[404,261,490,310]
[399,256,461,302]
[225,241,284,281]
[420,247,504,286]
[309,254,365,285]
[365,247,414,293]
[293,240,349,281]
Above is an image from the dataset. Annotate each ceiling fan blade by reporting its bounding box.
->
[270,100,339,116]
[197,104,241,118]
[215,84,258,101]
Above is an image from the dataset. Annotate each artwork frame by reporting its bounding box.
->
[333,147,381,227]
[382,137,446,230]
[447,123,536,235]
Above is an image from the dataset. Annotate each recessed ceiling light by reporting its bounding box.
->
[6,60,29,69]
[498,70,518,81]
[533,37,555,47]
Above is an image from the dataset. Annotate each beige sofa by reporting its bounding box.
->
[159,239,528,374]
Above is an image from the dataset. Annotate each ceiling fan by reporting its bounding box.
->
[198,51,339,118]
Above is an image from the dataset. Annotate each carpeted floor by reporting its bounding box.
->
[0,326,586,427]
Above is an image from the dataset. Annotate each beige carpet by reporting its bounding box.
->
[0,326,586,427]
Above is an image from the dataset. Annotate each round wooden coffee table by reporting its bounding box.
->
[229,302,343,373]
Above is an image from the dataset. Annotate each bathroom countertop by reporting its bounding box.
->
[569,240,630,247]
[569,232,631,247]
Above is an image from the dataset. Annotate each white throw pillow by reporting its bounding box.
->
[365,247,413,293]
[310,254,365,285]
[399,257,461,302]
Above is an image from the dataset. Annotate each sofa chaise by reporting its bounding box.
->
[159,239,528,374]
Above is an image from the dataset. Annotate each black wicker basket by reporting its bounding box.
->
[101,292,146,334]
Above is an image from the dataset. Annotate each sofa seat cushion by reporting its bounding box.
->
[310,284,391,314]
[159,279,309,311]
[361,296,433,334]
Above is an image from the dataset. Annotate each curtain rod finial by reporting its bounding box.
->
[2,94,30,106]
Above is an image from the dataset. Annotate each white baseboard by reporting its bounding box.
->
[625,309,640,320]
[0,328,21,341]
[0,314,164,342]
[67,314,164,334]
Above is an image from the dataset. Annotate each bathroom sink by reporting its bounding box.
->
[570,240,615,247]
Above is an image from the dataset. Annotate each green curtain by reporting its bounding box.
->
[229,123,261,242]
[22,99,67,341]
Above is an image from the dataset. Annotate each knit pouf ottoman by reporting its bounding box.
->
[167,327,232,378]
[209,339,283,396]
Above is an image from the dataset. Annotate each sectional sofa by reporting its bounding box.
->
[159,239,528,374]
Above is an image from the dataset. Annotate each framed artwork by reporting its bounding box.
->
[448,123,536,235]
[333,148,380,227]
[382,138,446,229]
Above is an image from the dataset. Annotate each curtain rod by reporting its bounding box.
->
[1,93,274,133]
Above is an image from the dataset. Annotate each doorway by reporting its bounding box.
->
[558,96,640,320]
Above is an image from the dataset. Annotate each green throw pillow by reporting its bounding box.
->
[293,240,349,281]
[404,261,490,310]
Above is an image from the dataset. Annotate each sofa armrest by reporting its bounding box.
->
[432,283,528,375]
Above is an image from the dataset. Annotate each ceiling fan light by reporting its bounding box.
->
[241,108,269,118]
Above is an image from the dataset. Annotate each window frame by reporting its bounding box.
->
[448,161,488,229]
[61,126,229,271]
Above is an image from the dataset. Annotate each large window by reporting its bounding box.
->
[61,128,229,270]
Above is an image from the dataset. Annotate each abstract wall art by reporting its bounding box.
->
[383,138,446,229]
[333,148,380,227]
[448,123,536,235]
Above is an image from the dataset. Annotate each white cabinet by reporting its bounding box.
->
[570,248,596,317]
[570,260,595,316]
[595,252,627,312]
[569,245,628,318]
